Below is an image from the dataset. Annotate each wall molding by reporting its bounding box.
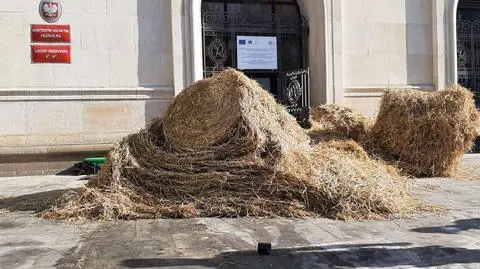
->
[344,84,436,97]
[344,92,384,98]
[0,87,175,102]
[433,0,447,89]
[445,0,459,85]
[0,144,113,166]
[345,84,436,91]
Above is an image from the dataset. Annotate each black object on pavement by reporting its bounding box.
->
[72,161,101,176]
[257,243,272,255]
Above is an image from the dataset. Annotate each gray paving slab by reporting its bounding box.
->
[0,157,479,268]
[0,175,86,198]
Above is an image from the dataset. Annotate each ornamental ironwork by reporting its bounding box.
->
[202,11,304,29]
[207,38,228,65]
[456,14,480,108]
[456,11,480,152]
[457,41,469,67]
[201,0,308,76]
[203,12,247,25]
[457,15,480,33]
[201,0,310,124]
[285,78,302,107]
[280,68,310,116]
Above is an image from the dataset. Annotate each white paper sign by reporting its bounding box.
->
[237,36,277,70]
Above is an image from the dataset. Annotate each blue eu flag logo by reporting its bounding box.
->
[239,39,246,45]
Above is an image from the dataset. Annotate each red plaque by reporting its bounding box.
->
[31,24,70,43]
[31,45,71,64]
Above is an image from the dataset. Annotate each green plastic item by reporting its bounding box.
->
[83,157,107,166]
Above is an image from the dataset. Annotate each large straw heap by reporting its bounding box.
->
[365,85,480,177]
[41,69,415,221]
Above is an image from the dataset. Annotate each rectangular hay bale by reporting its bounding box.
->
[367,85,480,177]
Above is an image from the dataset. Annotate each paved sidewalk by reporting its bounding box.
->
[0,156,479,268]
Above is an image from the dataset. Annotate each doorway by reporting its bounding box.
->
[201,0,309,112]
[457,0,480,152]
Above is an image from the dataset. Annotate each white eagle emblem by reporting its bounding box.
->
[43,3,58,17]
[39,0,62,23]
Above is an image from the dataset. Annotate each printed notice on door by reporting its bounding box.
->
[237,36,277,70]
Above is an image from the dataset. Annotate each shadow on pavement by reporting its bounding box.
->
[411,218,480,234]
[121,243,480,268]
[0,188,80,213]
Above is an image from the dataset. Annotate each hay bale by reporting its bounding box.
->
[309,104,371,142]
[366,85,480,177]
[476,110,480,136]
[160,70,310,155]
[40,69,417,221]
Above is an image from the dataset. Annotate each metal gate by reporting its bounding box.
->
[201,0,310,119]
[279,68,310,116]
[457,12,480,152]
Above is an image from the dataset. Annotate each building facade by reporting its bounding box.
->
[0,0,477,175]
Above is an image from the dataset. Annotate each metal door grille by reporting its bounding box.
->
[457,12,480,152]
[201,0,310,122]
[201,1,308,76]
[457,15,480,107]
[279,68,310,115]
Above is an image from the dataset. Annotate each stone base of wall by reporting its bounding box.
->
[0,89,174,178]
[0,144,112,177]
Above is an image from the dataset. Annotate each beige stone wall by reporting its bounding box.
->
[0,0,458,166]
[343,93,383,118]
[341,0,435,117]
[0,0,174,157]
[0,99,171,146]
[0,0,173,88]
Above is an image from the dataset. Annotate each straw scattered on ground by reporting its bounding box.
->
[452,163,480,180]
[309,104,372,143]
[364,85,480,177]
[40,69,417,221]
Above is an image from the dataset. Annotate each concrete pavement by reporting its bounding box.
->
[0,156,479,268]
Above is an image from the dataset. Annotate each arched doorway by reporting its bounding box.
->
[456,0,480,152]
[201,0,310,115]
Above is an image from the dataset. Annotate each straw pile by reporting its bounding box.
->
[40,69,416,221]
[365,85,480,177]
[309,104,371,142]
